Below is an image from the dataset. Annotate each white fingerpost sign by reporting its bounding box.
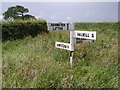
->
[73,31,96,40]
[47,22,96,68]
[47,23,74,31]
[75,38,95,44]
[55,42,71,51]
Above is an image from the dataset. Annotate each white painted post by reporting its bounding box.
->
[70,23,74,67]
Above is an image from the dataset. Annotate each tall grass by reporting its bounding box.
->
[2,22,118,88]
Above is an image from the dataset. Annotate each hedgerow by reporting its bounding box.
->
[2,20,48,41]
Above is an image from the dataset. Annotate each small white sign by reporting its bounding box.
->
[73,31,96,40]
[55,42,71,51]
[47,23,74,31]
[75,38,96,44]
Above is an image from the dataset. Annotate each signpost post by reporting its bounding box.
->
[47,22,96,67]
[70,30,74,67]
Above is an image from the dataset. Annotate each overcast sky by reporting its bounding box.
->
[1,0,119,22]
[1,0,119,2]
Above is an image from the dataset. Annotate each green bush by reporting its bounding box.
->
[2,20,48,41]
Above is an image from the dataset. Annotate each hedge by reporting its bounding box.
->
[2,20,48,41]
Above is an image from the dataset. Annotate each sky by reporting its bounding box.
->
[1,0,120,2]
[1,0,120,22]
[119,1,120,21]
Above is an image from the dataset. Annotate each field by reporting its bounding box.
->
[2,22,119,88]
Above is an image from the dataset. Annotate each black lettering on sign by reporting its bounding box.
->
[57,27,63,30]
[67,24,69,30]
[88,33,90,37]
[57,24,59,26]
[57,44,69,49]
[51,23,66,27]
[67,46,69,49]
[77,33,90,37]
[63,45,66,48]
[77,33,84,37]
[57,44,60,47]
[52,23,55,26]
[77,33,80,36]
[63,45,69,49]
[53,27,56,30]
[53,27,63,30]
[76,40,82,43]
[92,34,94,38]
[83,33,85,36]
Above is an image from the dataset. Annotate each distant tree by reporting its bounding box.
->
[3,5,36,20]
[23,14,36,20]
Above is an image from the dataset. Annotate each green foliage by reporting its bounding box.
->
[22,14,36,20]
[3,5,36,20]
[2,20,48,41]
[2,22,118,88]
